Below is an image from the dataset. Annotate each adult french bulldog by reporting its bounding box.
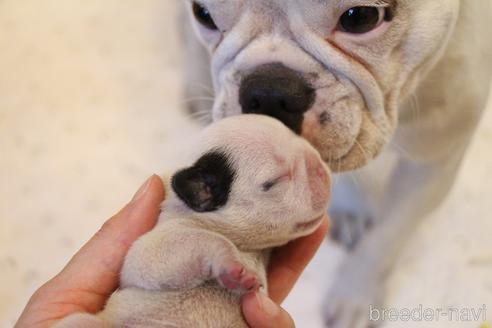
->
[54,115,331,328]
[181,0,492,327]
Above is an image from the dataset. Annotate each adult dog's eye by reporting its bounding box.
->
[192,2,218,30]
[339,7,388,34]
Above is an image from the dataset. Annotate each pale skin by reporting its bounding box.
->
[16,175,329,328]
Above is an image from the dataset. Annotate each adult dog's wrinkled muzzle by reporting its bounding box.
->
[186,0,460,172]
[239,63,315,134]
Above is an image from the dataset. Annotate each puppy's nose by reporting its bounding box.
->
[239,63,315,134]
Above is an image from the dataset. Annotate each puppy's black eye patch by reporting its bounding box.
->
[192,2,218,31]
[172,151,235,212]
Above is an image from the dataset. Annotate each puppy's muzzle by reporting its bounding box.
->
[239,63,315,134]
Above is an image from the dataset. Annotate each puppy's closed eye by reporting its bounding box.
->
[261,180,278,192]
[261,172,291,192]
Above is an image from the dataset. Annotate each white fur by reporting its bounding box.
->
[54,115,331,327]
[182,1,492,327]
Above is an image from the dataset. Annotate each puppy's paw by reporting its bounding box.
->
[214,261,260,293]
[329,209,374,250]
[323,277,384,328]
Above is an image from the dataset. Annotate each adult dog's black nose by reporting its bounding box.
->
[239,63,315,134]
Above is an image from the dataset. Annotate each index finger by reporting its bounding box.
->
[267,215,329,303]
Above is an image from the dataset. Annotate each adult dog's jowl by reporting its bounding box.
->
[180,0,492,327]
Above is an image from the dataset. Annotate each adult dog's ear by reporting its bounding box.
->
[171,151,235,212]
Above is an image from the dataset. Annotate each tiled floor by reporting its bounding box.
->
[1,1,491,327]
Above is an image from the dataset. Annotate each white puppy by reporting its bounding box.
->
[54,115,331,328]
[181,0,492,326]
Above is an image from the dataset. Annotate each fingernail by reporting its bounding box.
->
[131,175,154,202]
[255,292,279,319]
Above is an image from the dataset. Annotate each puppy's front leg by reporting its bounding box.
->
[121,224,262,293]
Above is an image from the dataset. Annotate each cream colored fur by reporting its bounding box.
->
[181,1,492,327]
[54,115,331,328]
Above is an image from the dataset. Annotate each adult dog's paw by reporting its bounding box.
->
[323,275,384,328]
[329,209,374,250]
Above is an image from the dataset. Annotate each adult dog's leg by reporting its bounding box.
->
[329,173,379,250]
[328,149,399,250]
[324,90,491,327]
[324,3,492,324]
[324,95,491,328]
[324,150,471,327]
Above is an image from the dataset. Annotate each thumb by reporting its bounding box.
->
[242,292,295,328]
[48,175,164,308]
[16,175,165,328]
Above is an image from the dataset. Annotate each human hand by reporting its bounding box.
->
[241,216,329,328]
[15,175,329,328]
[16,175,165,328]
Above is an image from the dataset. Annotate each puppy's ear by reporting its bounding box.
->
[171,151,235,212]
